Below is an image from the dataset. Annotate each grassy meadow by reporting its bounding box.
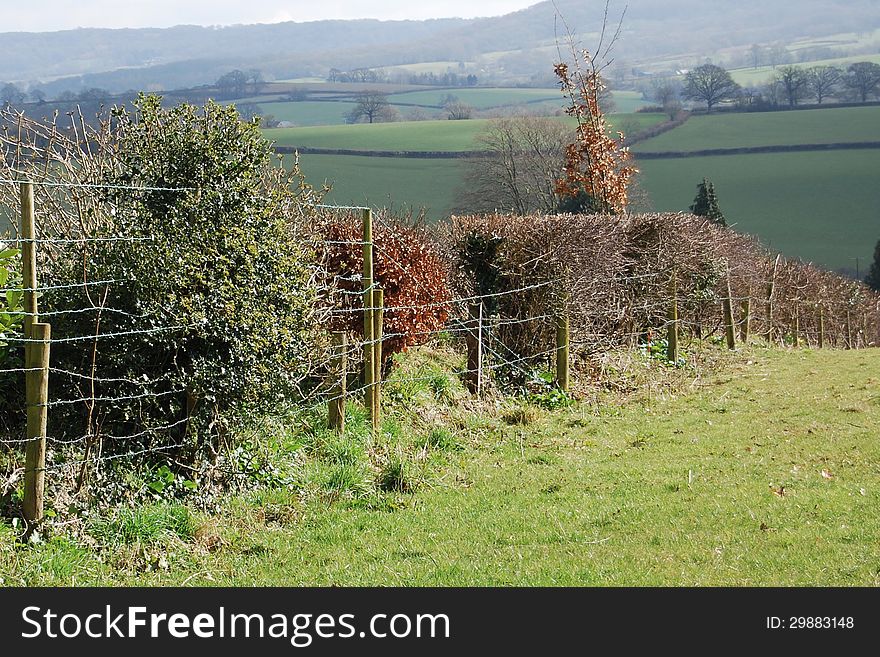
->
[3,345,878,586]
[633,106,880,152]
[729,53,880,87]
[268,113,666,152]
[297,153,463,215]
[638,149,880,272]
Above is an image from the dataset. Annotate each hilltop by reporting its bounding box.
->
[2,0,878,94]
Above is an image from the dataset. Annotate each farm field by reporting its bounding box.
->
[247,89,649,127]
[637,149,880,272]
[729,53,880,86]
[633,106,880,152]
[257,100,359,126]
[4,346,878,586]
[389,87,563,109]
[267,113,666,152]
[297,154,464,215]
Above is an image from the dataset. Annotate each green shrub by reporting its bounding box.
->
[44,95,327,458]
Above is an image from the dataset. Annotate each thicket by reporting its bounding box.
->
[445,212,879,371]
[0,96,329,466]
[317,214,451,365]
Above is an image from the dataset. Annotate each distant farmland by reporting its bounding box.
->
[638,149,880,272]
[296,154,463,216]
[267,113,666,152]
[633,106,880,152]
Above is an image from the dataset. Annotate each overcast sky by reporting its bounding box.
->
[1,1,540,32]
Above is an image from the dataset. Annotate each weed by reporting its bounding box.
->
[88,504,195,545]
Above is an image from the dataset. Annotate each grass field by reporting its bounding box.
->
[390,87,564,109]
[637,149,880,272]
[3,345,878,586]
[634,106,880,152]
[297,154,464,215]
[729,53,880,86]
[267,113,666,152]
[258,101,359,126]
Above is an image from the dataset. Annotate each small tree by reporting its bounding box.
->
[807,65,841,104]
[554,50,638,215]
[843,62,880,102]
[775,65,809,107]
[456,116,572,215]
[690,178,726,226]
[683,64,740,111]
[346,90,392,124]
[865,238,880,292]
[215,70,249,99]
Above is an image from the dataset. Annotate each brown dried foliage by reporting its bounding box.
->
[554,54,638,214]
[317,214,452,362]
[447,212,880,363]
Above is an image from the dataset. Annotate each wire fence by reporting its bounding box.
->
[1,181,878,527]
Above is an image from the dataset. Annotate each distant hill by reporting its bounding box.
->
[2,0,879,94]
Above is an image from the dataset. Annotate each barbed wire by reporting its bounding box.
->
[0,179,195,192]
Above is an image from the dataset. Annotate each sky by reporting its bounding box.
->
[1,1,541,32]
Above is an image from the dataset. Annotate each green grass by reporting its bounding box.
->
[637,149,880,272]
[268,113,665,152]
[611,90,652,114]
[269,119,492,151]
[730,53,880,87]
[634,106,880,152]
[3,346,878,585]
[256,101,359,126]
[296,154,464,217]
[390,87,564,109]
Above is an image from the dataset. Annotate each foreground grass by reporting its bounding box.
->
[2,346,878,586]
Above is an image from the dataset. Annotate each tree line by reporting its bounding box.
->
[644,61,880,113]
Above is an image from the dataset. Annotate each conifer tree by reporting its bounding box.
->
[690,177,726,226]
[865,238,880,291]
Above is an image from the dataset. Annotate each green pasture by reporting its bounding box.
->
[4,346,879,586]
[390,87,564,109]
[637,149,880,272]
[266,113,665,152]
[296,154,463,216]
[257,101,359,126]
[634,106,880,152]
[729,53,880,87]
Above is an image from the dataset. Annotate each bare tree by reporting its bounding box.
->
[683,64,740,111]
[806,65,841,104]
[651,79,683,119]
[843,62,880,102]
[455,116,572,215]
[445,100,474,120]
[774,65,809,107]
[345,90,392,124]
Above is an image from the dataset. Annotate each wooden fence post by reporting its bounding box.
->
[465,303,482,395]
[740,298,751,344]
[556,301,570,392]
[20,182,50,530]
[818,305,825,348]
[793,300,800,348]
[846,309,852,350]
[723,277,736,351]
[371,287,383,432]
[327,332,347,433]
[361,208,375,417]
[667,274,679,363]
[24,323,50,529]
[766,254,780,344]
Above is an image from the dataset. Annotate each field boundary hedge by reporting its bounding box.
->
[635,141,880,159]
